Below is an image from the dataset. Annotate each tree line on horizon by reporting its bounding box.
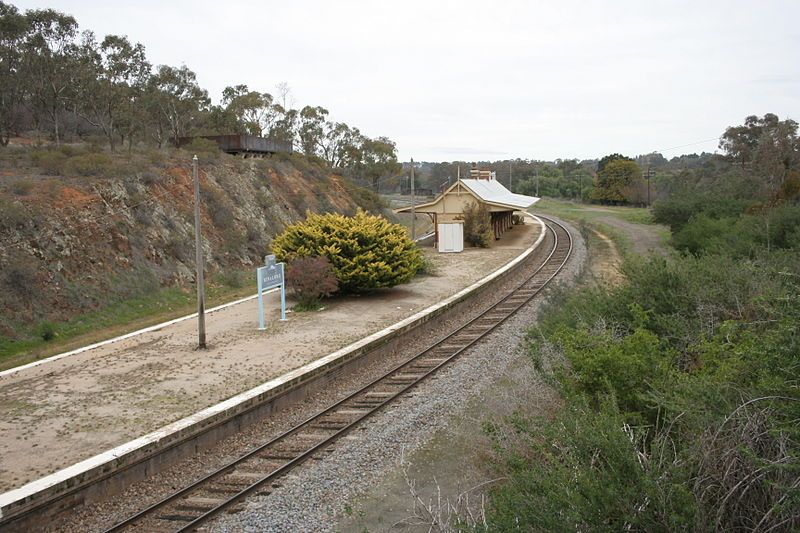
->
[0,2,401,188]
[407,113,799,207]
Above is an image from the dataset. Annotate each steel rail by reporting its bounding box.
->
[102,215,572,533]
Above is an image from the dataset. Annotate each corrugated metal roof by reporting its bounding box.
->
[459,179,539,209]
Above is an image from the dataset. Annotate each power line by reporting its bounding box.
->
[648,136,722,155]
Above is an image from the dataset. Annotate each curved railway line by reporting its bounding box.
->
[101,215,573,533]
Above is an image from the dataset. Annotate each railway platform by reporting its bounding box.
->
[0,219,543,529]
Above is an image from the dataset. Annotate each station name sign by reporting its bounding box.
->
[257,254,287,329]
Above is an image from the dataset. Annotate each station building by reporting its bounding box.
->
[395,176,539,252]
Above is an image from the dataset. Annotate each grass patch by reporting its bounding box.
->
[0,268,258,372]
[534,198,654,225]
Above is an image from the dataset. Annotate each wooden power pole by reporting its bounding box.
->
[192,155,207,349]
[410,157,416,240]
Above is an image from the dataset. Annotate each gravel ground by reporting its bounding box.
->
[52,217,580,533]
[208,217,586,533]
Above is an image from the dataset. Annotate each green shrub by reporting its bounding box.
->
[65,153,113,176]
[9,179,33,196]
[485,400,695,532]
[341,178,386,214]
[0,199,28,229]
[496,232,800,532]
[37,321,56,341]
[201,185,235,230]
[416,254,437,276]
[186,138,221,161]
[462,200,492,247]
[286,255,338,310]
[512,213,525,225]
[272,210,423,293]
[215,269,248,289]
[29,150,67,175]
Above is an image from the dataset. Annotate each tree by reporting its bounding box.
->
[74,33,150,150]
[359,136,401,191]
[221,84,278,137]
[597,153,631,173]
[320,121,361,168]
[298,105,328,156]
[270,105,297,146]
[21,7,78,144]
[146,64,209,146]
[275,81,293,110]
[721,114,800,195]
[0,2,29,145]
[592,157,641,204]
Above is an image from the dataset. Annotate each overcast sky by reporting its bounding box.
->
[14,0,800,161]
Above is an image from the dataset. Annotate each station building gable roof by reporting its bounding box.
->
[458,179,539,210]
[395,179,539,214]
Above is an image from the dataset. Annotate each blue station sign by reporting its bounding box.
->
[257,255,287,330]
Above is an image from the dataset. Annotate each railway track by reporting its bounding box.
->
[103,216,572,533]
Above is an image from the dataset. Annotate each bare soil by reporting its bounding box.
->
[0,223,540,493]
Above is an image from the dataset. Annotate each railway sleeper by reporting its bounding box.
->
[308,422,350,431]
[326,408,369,417]
[352,397,385,403]
[387,378,416,385]
[364,391,395,399]
[291,430,337,440]
[390,372,425,380]
[174,497,225,512]
[260,448,309,460]
[159,512,200,522]
[460,326,493,334]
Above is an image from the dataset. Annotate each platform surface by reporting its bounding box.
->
[0,223,540,492]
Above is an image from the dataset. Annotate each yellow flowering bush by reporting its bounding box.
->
[272,210,423,293]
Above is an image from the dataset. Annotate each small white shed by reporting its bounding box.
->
[437,222,464,253]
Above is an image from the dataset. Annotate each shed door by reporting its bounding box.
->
[438,223,464,253]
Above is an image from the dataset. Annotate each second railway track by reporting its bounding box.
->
[102,215,573,533]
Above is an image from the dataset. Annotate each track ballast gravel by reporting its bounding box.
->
[209,219,586,533]
[55,217,584,533]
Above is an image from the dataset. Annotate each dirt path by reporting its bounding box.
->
[580,207,668,257]
[587,229,625,286]
[0,222,540,492]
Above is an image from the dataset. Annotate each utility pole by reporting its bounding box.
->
[509,161,513,191]
[192,155,206,349]
[535,166,540,197]
[410,158,416,241]
[642,162,655,207]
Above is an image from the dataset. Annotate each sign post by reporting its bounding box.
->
[257,255,287,330]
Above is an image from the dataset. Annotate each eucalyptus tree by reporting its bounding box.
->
[298,105,328,156]
[146,64,209,146]
[21,7,78,144]
[221,84,278,137]
[74,33,150,150]
[0,2,28,145]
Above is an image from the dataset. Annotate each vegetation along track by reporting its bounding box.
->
[103,216,573,533]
